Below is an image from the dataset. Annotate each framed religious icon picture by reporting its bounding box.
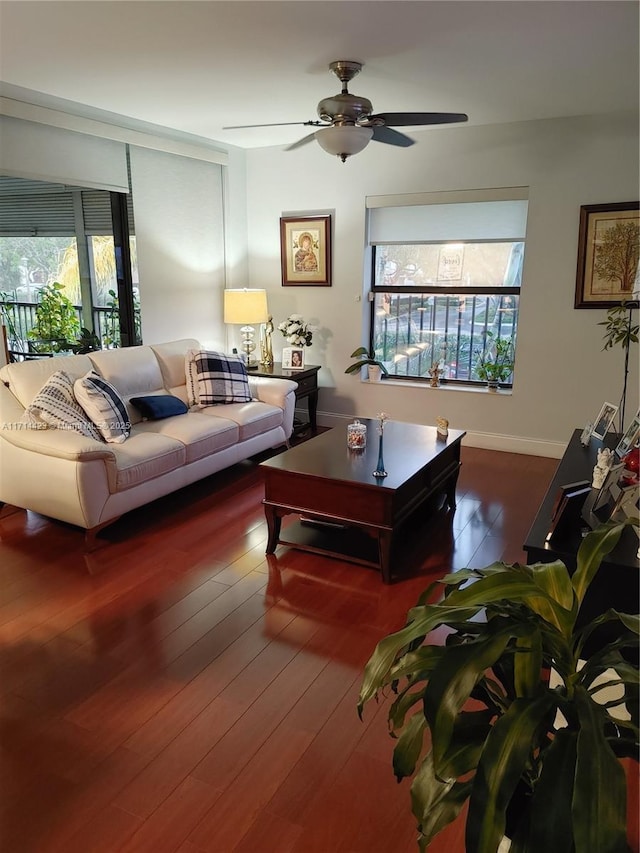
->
[280,214,331,286]
[574,201,639,308]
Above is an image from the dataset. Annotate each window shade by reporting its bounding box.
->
[368,199,529,243]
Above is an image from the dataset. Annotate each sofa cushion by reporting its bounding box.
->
[22,370,103,441]
[1,354,94,408]
[150,339,200,403]
[103,432,186,492]
[74,371,131,444]
[192,351,252,405]
[200,401,283,441]
[135,411,239,463]
[130,394,188,421]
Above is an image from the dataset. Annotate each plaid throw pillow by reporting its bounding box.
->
[74,371,131,444]
[22,370,103,441]
[192,350,252,405]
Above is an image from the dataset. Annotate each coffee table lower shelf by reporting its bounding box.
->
[266,513,386,574]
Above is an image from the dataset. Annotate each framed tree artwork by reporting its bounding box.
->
[280,214,331,286]
[574,201,639,308]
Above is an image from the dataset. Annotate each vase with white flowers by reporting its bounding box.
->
[278,314,314,348]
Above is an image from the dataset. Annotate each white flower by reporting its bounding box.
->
[279,314,314,347]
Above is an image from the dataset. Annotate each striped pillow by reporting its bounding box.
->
[74,371,131,443]
[22,370,103,441]
[192,350,252,405]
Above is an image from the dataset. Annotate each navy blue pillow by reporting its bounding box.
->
[130,394,188,420]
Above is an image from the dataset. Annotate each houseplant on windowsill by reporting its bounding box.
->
[475,332,514,391]
[358,519,638,853]
[345,346,389,382]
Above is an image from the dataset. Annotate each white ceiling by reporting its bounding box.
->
[1,1,638,152]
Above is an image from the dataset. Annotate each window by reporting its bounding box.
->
[367,190,528,386]
[0,177,139,355]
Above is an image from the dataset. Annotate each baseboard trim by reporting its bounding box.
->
[316,413,567,459]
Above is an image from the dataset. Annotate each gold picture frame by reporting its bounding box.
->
[574,202,639,308]
[280,215,331,286]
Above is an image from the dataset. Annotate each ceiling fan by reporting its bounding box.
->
[223,60,468,162]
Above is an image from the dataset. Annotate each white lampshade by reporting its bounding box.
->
[223,289,269,324]
[315,125,374,161]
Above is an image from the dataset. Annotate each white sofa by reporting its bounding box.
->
[0,339,297,545]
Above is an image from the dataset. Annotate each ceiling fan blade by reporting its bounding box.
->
[369,112,469,127]
[223,120,323,130]
[371,126,415,148]
[284,132,318,151]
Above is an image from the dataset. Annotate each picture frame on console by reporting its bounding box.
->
[282,346,305,370]
[280,214,331,287]
[574,201,640,308]
[615,410,640,457]
[591,401,619,439]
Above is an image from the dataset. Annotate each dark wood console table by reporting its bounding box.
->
[524,428,638,659]
[251,362,320,436]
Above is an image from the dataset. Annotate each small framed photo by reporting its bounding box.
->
[580,422,594,447]
[280,214,331,287]
[615,411,640,458]
[574,201,639,308]
[591,402,619,439]
[593,462,625,511]
[282,346,305,370]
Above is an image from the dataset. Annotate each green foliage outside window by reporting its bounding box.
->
[28,282,80,352]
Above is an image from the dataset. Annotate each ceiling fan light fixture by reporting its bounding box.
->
[315,125,373,162]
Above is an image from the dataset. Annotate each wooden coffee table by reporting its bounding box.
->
[260,419,465,583]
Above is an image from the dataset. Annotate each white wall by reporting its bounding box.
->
[244,112,639,456]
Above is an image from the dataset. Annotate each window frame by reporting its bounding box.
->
[368,238,523,388]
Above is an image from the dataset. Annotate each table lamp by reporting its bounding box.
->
[223,288,269,368]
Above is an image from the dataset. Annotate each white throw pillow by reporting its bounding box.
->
[22,370,103,441]
[74,371,131,443]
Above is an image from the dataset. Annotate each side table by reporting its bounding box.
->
[250,362,320,435]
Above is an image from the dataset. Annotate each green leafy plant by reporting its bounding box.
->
[70,327,101,354]
[345,346,389,376]
[0,291,20,347]
[27,281,80,353]
[599,301,639,433]
[358,520,638,853]
[474,332,514,385]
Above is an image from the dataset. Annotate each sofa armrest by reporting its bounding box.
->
[0,424,113,462]
[249,376,298,408]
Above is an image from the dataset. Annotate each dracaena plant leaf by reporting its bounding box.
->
[573,685,630,853]
[357,605,479,713]
[424,623,533,776]
[393,712,427,780]
[409,749,474,851]
[465,692,557,853]
[441,570,574,636]
[509,728,578,853]
[572,520,627,606]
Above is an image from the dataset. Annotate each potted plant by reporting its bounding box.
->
[358,520,638,853]
[27,281,80,353]
[475,332,514,390]
[345,346,389,381]
[70,327,101,354]
[599,300,639,433]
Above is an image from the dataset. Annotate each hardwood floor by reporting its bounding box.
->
[0,435,635,852]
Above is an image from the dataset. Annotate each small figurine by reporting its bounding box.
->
[592,447,614,488]
[428,362,444,388]
[436,416,449,438]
